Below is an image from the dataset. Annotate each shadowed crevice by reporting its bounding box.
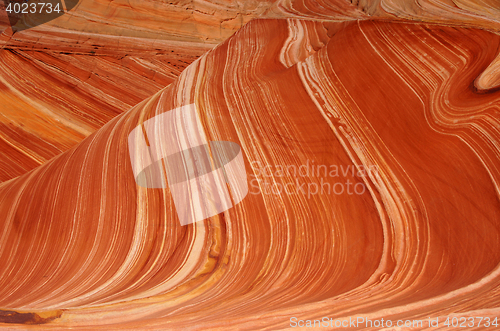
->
[0,309,63,325]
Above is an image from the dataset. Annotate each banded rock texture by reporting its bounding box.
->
[2,0,499,181]
[1,0,500,330]
[266,0,500,31]
[0,0,276,182]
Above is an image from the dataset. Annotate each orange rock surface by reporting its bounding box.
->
[1,0,500,329]
[0,0,274,182]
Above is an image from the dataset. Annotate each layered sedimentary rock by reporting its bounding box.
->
[0,0,276,182]
[266,0,500,31]
[2,0,499,182]
[1,3,500,326]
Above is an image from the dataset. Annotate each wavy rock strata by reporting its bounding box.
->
[0,0,276,182]
[0,10,500,328]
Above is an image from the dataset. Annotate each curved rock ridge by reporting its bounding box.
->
[0,16,500,329]
[266,0,500,32]
[476,53,500,91]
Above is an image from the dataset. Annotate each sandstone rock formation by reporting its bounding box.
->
[0,0,500,329]
[0,0,273,182]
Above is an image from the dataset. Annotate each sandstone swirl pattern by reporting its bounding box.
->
[1,0,500,329]
[0,0,272,182]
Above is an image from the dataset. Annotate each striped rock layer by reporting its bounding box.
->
[1,0,500,329]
